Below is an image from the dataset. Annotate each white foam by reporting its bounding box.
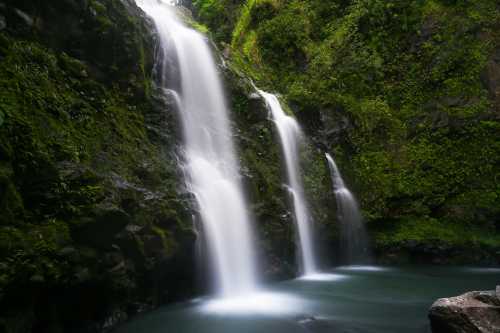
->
[464,267,500,273]
[199,292,307,315]
[337,265,387,272]
[299,273,348,281]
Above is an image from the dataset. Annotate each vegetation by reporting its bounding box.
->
[193,0,500,252]
[0,1,195,331]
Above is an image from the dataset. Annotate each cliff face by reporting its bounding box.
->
[0,0,334,331]
[224,64,336,278]
[193,0,500,264]
[0,1,197,331]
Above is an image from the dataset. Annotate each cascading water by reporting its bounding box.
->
[136,0,258,296]
[258,90,318,275]
[325,153,371,264]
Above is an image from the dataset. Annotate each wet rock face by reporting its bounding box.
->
[224,69,296,280]
[0,0,198,331]
[429,288,500,333]
[482,46,500,115]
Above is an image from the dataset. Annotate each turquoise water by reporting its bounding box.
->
[115,266,499,333]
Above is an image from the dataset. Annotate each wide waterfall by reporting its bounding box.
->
[258,91,318,275]
[136,0,258,296]
[325,153,371,264]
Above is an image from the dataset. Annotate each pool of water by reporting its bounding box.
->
[115,266,500,333]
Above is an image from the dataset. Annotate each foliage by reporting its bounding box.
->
[195,0,500,247]
[0,0,192,327]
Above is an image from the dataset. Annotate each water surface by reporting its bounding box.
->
[116,266,499,333]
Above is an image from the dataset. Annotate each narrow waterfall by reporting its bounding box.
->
[136,0,258,296]
[325,153,371,264]
[258,91,318,275]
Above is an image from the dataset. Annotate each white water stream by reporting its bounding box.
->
[325,153,371,264]
[136,0,258,296]
[258,91,318,275]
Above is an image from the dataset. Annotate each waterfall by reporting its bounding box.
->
[258,90,318,275]
[136,0,258,296]
[325,153,371,264]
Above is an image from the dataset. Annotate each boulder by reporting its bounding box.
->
[429,288,500,333]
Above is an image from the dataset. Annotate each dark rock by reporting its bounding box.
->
[74,267,91,283]
[101,310,127,331]
[13,8,33,26]
[373,239,500,266]
[429,290,500,333]
[73,206,131,249]
[296,315,365,332]
[481,46,500,114]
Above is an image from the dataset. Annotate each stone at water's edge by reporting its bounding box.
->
[429,287,500,333]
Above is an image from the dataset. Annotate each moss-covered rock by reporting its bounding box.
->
[224,58,336,277]
[194,0,500,264]
[0,1,196,332]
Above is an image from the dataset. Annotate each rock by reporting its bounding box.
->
[74,267,91,283]
[249,92,261,100]
[30,274,45,283]
[101,310,127,331]
[73,206,131,249]
[13,8,33,26]
[481,46,500,113]
[222,45,231,59]
[296,315,360,332]
[58,246,78,261]
[429,290,500,333]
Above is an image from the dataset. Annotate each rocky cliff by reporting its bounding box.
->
[192,0,500,265]
[0,0,205,331]
[0,0,333,331]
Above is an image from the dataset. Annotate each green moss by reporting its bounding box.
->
[0,20,180,309]
[192,0,242,42]
[191,21,209,34]
[90,0,107,15]
[231,0,257,47]
[372,218,500,247]
[191,0,500,248]
[0,219,72,289]
[0,0,194,329]
[151,225,176,255]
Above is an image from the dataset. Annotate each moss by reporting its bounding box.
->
[192,0,500,249]
[151,225,176,256]
[192,0,242,42]
[372,217,500,248]
[0,0,204,329]
[89,0,107,16]
[0,219,72,290]
[0,0,188,325]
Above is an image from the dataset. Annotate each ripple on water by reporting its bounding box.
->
[463,267,500,273]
